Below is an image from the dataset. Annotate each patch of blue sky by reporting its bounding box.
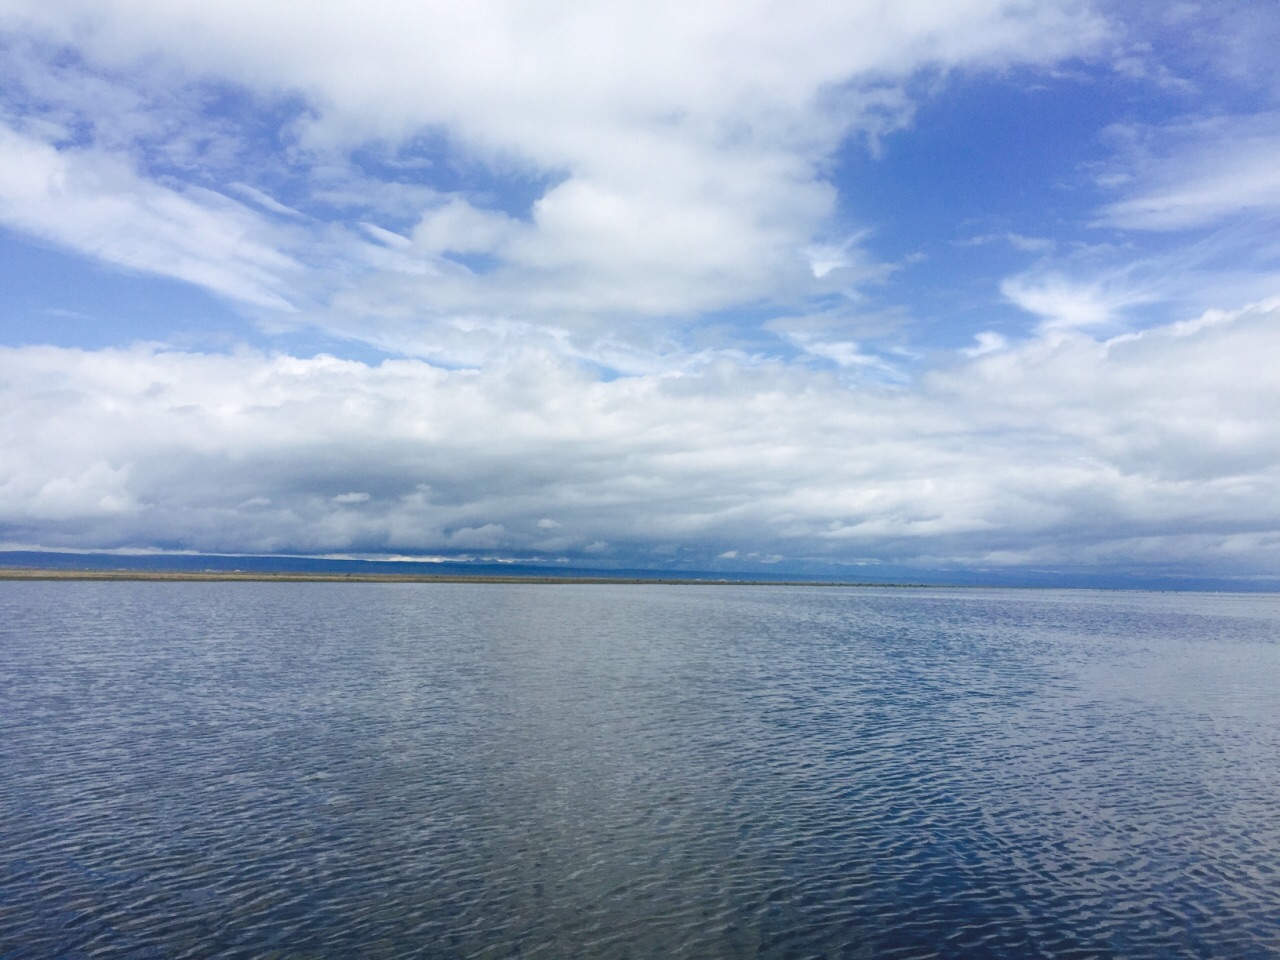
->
[438,251,504,276]
[830,71,1124,332]
[826,52,1280,350]
[0,229,403,364]
[0,230,251,350]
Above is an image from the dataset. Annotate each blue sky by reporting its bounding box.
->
[1,1,1278,583]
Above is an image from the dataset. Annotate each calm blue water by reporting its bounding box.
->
[2,583,1278,959]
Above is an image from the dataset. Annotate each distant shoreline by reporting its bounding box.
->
[0,567,918,587]
[1,568,1270,592]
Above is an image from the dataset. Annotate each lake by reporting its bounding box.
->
[2,583,1278,958]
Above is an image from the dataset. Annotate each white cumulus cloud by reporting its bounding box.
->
[0,0,1111,347]
[1,302,1276,578]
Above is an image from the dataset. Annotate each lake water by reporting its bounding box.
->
[2,583,1278,959]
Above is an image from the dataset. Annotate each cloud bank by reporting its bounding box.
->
[3,302,1277,578]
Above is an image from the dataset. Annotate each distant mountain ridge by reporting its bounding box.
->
[2,551,1277,592]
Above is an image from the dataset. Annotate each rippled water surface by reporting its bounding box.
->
[2,583,1279,959]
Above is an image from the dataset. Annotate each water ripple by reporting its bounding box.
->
[2,583,1278,958]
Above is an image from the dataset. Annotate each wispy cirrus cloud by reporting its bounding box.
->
[0,122,299,309]
[1095,115,1280,231]
[1001,269,1158,333]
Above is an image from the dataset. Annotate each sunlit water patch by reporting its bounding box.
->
[2,584,1278,958]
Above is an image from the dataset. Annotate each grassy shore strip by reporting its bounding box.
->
[0,567,920,587]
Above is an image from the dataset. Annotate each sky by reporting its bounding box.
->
[1,1,1279,585]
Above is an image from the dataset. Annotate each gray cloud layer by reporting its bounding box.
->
[4,302,1277,577]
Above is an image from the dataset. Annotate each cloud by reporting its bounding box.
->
[227,182,306,219]
[1094,115,1280,231]
[0,0,1111,347]
[1001,270,1156,332]
[0,122,299,309]
[963,331,1008,357]
[23,461,138,520]
[959,232,1055,253]
[997,219,1280,340]
[2,302,1277,577]
[332,492,371,504]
